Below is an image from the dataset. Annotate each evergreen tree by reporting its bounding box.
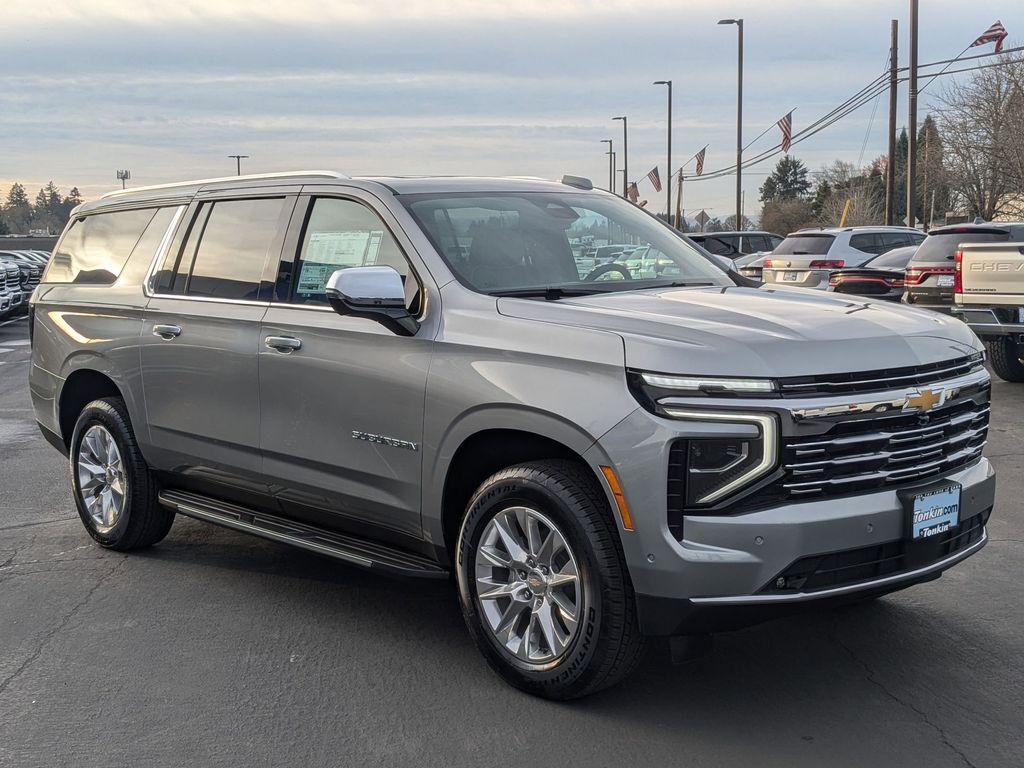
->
[3,183,33,234]
[759,156,811,203]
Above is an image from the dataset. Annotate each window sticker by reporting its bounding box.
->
[296,230,384,295]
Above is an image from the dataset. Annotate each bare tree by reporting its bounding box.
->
[934,52,1024,220]
[760,198,815,235]
[815,161,884,226]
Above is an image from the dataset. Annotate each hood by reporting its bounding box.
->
[497,284,981,378]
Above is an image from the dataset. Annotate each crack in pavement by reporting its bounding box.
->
[831,624,978,768]
[0,557,127,700]
[0,517,76,532]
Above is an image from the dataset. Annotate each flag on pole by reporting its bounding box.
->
[646,167,662,192]
[971,20,1008,53]
[626,182,639,202]
[694,146,707,176]
[777,111,794,153]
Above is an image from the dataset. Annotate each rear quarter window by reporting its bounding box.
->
[44,208,159,285]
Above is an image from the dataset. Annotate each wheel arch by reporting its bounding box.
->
[426,407,617,565]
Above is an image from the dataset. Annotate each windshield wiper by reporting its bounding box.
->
[488,286,601,300]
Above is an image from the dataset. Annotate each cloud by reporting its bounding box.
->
[1,0,1019,213]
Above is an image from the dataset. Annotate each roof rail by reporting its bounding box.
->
[100,170,350,200]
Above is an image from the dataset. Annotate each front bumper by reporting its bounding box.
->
[587,373,994,636]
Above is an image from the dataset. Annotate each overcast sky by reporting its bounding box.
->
[1,0,1019,219]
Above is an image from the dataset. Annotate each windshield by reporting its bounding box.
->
[402,192,730,294]
[911,230,1008,263]
[773,234,836,255]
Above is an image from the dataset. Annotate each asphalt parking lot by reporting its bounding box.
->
[0,314,1022,768]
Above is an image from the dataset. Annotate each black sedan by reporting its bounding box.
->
[825,246,916,301]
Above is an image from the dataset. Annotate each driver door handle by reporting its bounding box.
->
[152,324,182,339]
[265,335,302,353]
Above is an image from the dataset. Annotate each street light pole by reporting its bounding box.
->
[906,0,919,228]
[613,116,628,199]
[653,81,672,220]
[885,19,899,225]
[718,18,743,228]
[600,139,614,192]
[228,154,250,176]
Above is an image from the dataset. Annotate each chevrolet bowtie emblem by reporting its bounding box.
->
[904,387,944,413]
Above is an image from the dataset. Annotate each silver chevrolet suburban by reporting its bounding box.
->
[30,171,995,699]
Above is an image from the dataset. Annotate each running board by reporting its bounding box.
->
[158,489,448,579]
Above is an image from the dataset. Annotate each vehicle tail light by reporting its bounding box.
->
[904,266,955,285]
[762,259,773,268]
[809,260,845,269]
[891,278,905,288]
[828,275,841,286]
[953,249,963,294]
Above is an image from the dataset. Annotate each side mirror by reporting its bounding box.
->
[324,266,419,336]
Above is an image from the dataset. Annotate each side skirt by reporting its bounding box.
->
[159,489,448,579]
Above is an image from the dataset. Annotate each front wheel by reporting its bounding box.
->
[985,338,1024,382]
[456,460,644,699]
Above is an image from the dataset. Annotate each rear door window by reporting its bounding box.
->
[743,235,771,253]
[700,237,736,256]
[849,233,885,254]
[181,198,287,300]
[774,234,835,255]
[44,208,158,284]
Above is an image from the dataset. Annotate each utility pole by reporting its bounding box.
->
[906,0,919,228]
[885,19,898,225]
[601,140,613,192]
[613,116,628,199]
[116,170,130,189]
[675,170,684,229]
[719,18,744,229]
[228,154,250,176]
[922,128,930,230]
[612,151,618,196]
[654,81,672,219]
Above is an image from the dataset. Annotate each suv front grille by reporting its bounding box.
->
[760,507,989,594]
[779,396,989,500]
[775,354,982,397]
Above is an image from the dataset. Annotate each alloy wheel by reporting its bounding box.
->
[474,506,582,665]
[77,424,127,531]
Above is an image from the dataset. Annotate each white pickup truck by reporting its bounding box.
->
[954,241,1024,381]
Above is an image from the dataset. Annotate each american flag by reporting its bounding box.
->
[626,182,639,202]
[777,111,794,153]
[694,146,707,176]
[971,20,1008,53]
[646,166,662,192]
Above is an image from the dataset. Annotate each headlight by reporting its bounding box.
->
[640,372,775,395]
[664,410,778,506]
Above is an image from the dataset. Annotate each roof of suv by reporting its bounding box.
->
[78,172,599,216]
[927,222,1024,235]
[690,231,780,238]
[788,226,921,236]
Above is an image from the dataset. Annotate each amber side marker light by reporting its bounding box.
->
[599,466,634,531]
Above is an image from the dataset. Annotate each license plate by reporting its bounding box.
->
[782,271,799,282]
[908,484,961,540]
[936,275,955,287]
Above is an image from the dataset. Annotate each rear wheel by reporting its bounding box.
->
[456,460,644,699]
[985,338,1024,382]
[70,397,174,550]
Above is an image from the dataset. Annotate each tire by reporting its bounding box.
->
[985,338,1024,382]
[456,460,644,700]
[69,397,174,550]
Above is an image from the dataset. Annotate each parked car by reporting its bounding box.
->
[688,231,784,259]
[735,252,769,281]
[826,245,917,301]
[0,251,43,310]
[0,260,25,316]
[762,226,925,290]
[953,239,1024,382]
[904,222,1024,314]
[32,171,995,700]
[0,260,15,318]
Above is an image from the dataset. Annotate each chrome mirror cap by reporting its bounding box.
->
[325,266,405,308]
